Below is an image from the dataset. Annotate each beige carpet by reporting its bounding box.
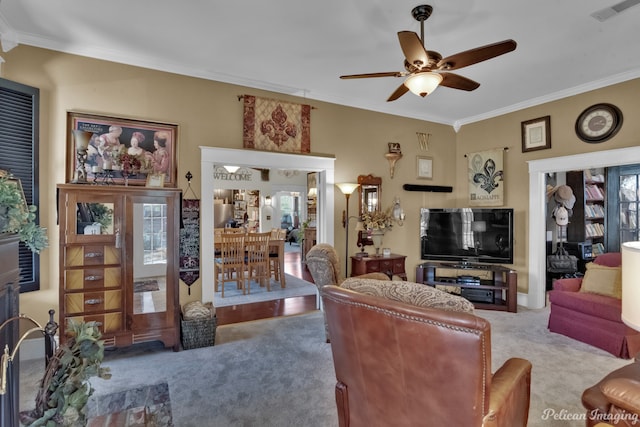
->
[20,306,631,426]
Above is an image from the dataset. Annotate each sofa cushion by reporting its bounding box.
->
[549,289,622,323]
[341,278,475,313]
[579,262,622,299]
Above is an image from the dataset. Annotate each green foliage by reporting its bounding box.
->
[20,320,111,427]
[87,203,113,233]
[0,175,49,253]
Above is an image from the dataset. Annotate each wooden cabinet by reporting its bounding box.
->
[415,262,517,312]
[58,184,181,350]
[351,253,407,280]
[302,227,317,261]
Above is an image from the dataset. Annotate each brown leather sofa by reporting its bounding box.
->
[582,356,640,426]
[321,284,532,427]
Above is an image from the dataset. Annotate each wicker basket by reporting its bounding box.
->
[181,302,216,350]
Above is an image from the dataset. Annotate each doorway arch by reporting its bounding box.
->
[200,147,336,304]
[528,146,640,309]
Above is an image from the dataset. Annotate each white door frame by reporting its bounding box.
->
[200,147,336,304]
[528,146,640,308]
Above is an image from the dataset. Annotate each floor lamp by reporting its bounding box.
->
[336,183,360,277]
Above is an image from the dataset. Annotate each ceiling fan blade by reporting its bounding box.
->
[340,72,403,79]
[387,83,409,102]
[398,31,430,69]
[439,72,480,91]
[437,39,517,71]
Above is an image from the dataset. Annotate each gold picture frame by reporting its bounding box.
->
[521,115,551,153]
[146,173,165,188]
[416,156,433,180]
[66,111,178,187]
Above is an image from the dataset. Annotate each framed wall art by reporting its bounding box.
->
[146,173,166,188]
[416,156,433,180]
[66,111,178,186]
[521,115,551,153]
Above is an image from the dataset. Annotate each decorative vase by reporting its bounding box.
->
[370,229,385,256]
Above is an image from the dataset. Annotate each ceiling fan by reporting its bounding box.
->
[340,5,517,101]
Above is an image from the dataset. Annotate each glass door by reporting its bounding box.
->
[607,164,640,251]
[127,192,179,333]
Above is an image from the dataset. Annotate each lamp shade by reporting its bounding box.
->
[621,241,640,331]
[404,72,443,97]
[336,183,359,195]
[224,166,239,173]
[72,130,93,150]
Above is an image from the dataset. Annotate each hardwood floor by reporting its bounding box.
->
[216,244,317,325]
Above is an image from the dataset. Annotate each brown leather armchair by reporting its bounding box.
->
[582,356,640,426]
[321,284,532,427]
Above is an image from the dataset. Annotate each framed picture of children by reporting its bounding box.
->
[66,111,178,187]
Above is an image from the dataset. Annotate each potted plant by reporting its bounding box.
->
[20,320,111,426]
[0,173,49,253]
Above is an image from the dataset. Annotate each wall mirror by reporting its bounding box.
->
[358,174,382,215]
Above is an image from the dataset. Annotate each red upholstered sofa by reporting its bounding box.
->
[548,252,640,359]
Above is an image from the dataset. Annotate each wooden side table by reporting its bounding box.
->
[351,253,407,280]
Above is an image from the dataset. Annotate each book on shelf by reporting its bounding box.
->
[585,222,605,238]
[585,184,604,201]
[584,204,605,218]
[592,242,605,256]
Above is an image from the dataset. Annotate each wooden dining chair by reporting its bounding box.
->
[245,232,272,293]
[214,233,246,297]
[269,229,287,286]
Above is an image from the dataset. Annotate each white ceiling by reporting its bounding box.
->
[1,0,640,129]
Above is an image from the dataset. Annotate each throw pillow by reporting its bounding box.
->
[579,262,622,299]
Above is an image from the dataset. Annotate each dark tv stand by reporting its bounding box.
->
[415,262,517,312]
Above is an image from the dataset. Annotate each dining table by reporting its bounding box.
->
[214,231,286,289]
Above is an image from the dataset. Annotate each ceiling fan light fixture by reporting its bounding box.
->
[404,72,443,97]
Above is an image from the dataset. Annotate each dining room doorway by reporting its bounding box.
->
[200,147,336,305]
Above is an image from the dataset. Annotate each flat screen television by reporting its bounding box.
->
[420,208,514,264]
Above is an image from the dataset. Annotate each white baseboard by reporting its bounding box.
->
[517,291,529,309]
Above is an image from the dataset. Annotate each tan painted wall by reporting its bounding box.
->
[455,79,640,294]
[3,45,639,325]
[3,46,457,324]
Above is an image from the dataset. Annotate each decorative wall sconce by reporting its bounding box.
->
[264,195,272,206]
[392,197,405,226]
[384,152,403,179]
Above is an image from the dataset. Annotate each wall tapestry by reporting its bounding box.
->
[242,95,311,153]
[179,198,200,293]
[467,148,504,207]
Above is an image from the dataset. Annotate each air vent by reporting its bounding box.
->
[591,0,640,21]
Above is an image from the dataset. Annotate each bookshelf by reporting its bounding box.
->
[567,169,606,256]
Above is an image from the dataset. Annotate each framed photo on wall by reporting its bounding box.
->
[416,156,433,180]
[66,111,178,186]
[521,115,551,153]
